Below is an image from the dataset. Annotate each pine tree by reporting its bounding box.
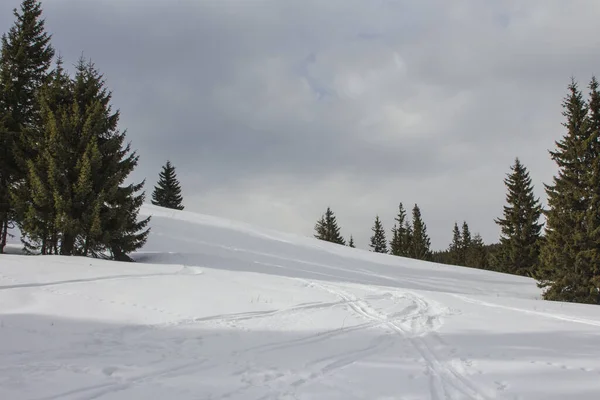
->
[0,0,54,253]
[409,204,431,260]
[390,202,410,256]
[447,222,462,265]
[369,215,387,253]
[314,207,345,245]
[348,235,355,248]
[151,160,184,210]
[494,158,543,277]
[538,78,599,303]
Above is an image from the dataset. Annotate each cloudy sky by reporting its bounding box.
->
[2,0,600,250]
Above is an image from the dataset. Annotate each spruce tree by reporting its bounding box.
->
[71,58,150,259]
[13,56,150,260]
[151,160,184,210]
[390,202,410,256]
[0,0,54,253]
[409,204,431,260]
[369,215,387,253]
[314,207,345,245]
[538,79,598,302]
[447,222,462,265]
[460,221,472,265]
[584,77,600,298]
[11,57,71,254]
[348,235,355,248]
[494,158,543,277]
[314,214,327,241]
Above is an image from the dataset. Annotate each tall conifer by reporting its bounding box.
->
[447,222,462,265]
[494,158,543,277]
[390,202,410,256]
[538,79,598,302]
[11,57,71,254]
[369,215,388,253]
[13,56,150,260]
[0,0,54,252]
[409,204,431,260]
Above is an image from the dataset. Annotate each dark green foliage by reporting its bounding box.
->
[461,222,471,260]
[12,56,149,260]
[538,78,600,303]
[434,239,497,270]
[369,215,387,253]
[447,222,462,265]
[0,0,54,253]
[348,235,355,248]
[11,57,71,254]
[314,207,345,245]
[466,233,488,269]
[390,202,411,257]
[151,160,184,210]
[493,158,543,277]
[409,204,431,260]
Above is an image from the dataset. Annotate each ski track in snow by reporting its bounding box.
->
[2,205,600,399]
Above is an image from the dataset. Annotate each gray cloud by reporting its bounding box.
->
[2,0,600,250]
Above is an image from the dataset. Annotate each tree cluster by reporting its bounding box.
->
[537,78,600,304]
[314,202,433,261]
[313,77,600,305]
[0,1,149,260]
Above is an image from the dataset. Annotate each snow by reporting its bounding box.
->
[1,204,600,399]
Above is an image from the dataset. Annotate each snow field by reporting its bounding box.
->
[1,204,600,399]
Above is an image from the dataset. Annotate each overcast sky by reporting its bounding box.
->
[2,0,600,250]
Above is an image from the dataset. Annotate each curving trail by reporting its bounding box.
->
[2,205,600,399]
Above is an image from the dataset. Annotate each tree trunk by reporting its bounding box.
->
[0,218,7,254]
[60,233,75,255]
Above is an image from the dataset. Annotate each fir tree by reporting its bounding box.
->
[348,235,355,248]
[494,158,543,277]
[390,202,410,257]
[369,215,387,253]
[314,207,345,245]
[0,0,54,253]
[409,204,431,260]
[447,222,462,265]
[151,160,184,210]
[538,78,599,303]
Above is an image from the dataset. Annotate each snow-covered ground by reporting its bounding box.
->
[1,205,600,400]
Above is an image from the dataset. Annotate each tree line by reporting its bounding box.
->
[314,80,600,305]
[0,1,185,260]
[2,1,598,305]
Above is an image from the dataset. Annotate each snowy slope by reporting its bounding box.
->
[1,204,600,400]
